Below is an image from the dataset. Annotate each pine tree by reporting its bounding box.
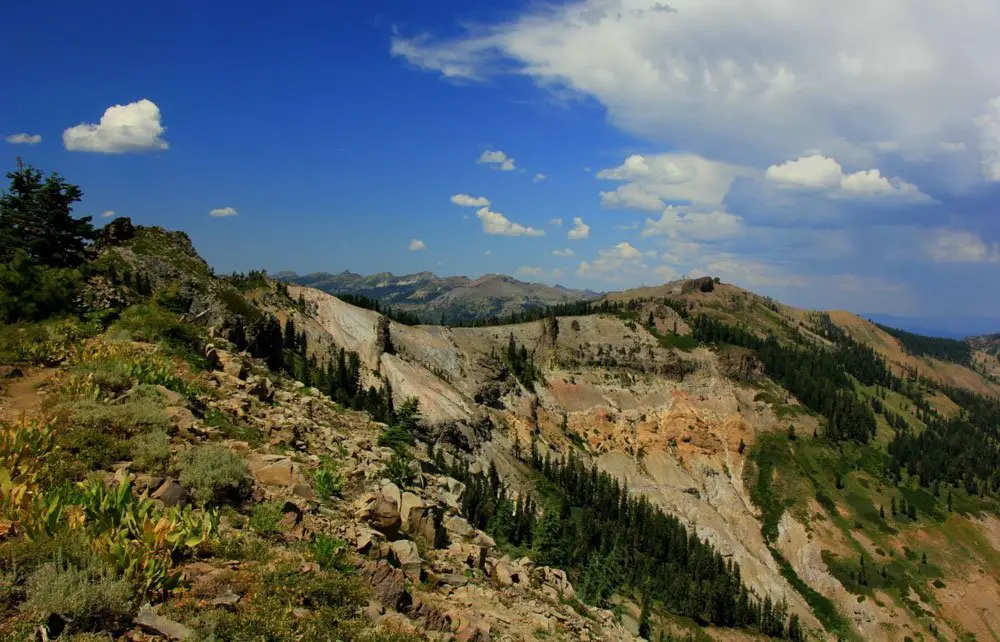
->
[0,160,95,267]
[891,496,897,516]
[947,489,953,512]
[879,505,885,519]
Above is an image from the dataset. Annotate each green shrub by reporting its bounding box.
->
[0,251,83,324]
[248,502,284,538]
[203,407,264,446]
[23,559,135,634]
[309,534,348,571]
[382,451,416,488]
[132,429,171,474]
[52,397,171,476]
[109,303,204,365]
[177,445,250,506]
[313,457,345,499]
[190,561,369,640]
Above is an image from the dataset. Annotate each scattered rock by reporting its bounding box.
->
[135,606,194,640]
[248,377,275,403]
[400,492,444,547]
[249,455,305,487]
[166,406,197,434]
[151,480,185,507]
[154,385,186,406]
[360,559,410,611]
[389,539,423,583]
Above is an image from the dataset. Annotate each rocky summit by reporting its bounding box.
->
[4,213,1000,642]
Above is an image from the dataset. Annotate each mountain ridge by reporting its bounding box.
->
[277,269,602,323]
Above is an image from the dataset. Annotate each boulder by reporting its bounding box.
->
[443,515,476,542]
[151,480,185,507]
[135,607,194,640]
[248,376,275,403]
[491,556,521,587]
[370,483,402,534]
[96,216,136,248]
[360,559,409,611]
[400,492,444,547]
[249,455,305,488]
[166,406,197,434]
[154,384,186,406]
[389,539,423,582]
[205,346,250,380]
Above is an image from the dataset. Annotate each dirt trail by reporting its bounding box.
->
[0,368,56,423]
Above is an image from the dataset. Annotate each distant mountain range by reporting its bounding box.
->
[274,270,602,323]
[861,313,1000,340]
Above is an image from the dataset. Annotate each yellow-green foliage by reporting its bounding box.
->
[0,318,96,366]
[0,418,56,525]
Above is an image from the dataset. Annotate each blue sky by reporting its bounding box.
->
[5,0,1000,318]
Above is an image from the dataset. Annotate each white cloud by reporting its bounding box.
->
[476,207,544,236]
[549,217,563,226]
[392,0,1000,188]
[552,268,566,278]
[100,210,116,218]
[577,241,646,281]
[700,257,809,289]
[765,155,931,202]
[975,97,1000,181]
[484,249,493,256]
[597,153,751,206]
[600,183,665,211]
[6,133,41,145]
[209,207,239,218]
[642,207,744,241]
[451,193,491,207]
[409,239,427,251]
[615,221,640,231]
[921,229,1000,263]
[478,149,516,171]
[63,99,169,153]
[552,248,575,257]
[567,217,590,240]
[516,266,544,276]
[533,173,547,183]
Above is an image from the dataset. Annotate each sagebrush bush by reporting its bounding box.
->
[52,397,171,476]
[131,429,171,473]
[248,501,284,538]
[177,445,250,506]
[23,559,134,634]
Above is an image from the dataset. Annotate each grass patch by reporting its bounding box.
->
[108,304,205,367]
[769,545,858,641]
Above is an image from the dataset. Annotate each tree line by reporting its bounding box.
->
[692,315,879,443]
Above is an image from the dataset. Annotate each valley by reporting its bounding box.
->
[3,217,1000,641]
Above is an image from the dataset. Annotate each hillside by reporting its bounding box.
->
[278,270,599,323]
[5,203,1000,641]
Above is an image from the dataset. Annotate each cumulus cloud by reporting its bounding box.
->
[567,217,590,240]
[516,266,544,276]
[765,155,931,201]
[451,193,491,207]
[975,97,1000,181]
[409,239,427,251]
[484,249,492,256]
[921,229,1000,263]
[476,207,544,236]
[552,248,575,257]
[577,242,646,281]
[100,210,116,218]
[597,153,751,207]
[549,217,563,226]
[392,0,1000,187]
[600,182,665,211]
[642,207,744,241]
[533,173,547,183]
[209,207,238,218]
[699,257,809,288]
[63,99,169,153]
[478,150,516,171]
[6,133,41,145]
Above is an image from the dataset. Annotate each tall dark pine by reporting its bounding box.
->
[0,160,95,267]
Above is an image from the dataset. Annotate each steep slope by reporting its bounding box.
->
[279,270,598,323]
